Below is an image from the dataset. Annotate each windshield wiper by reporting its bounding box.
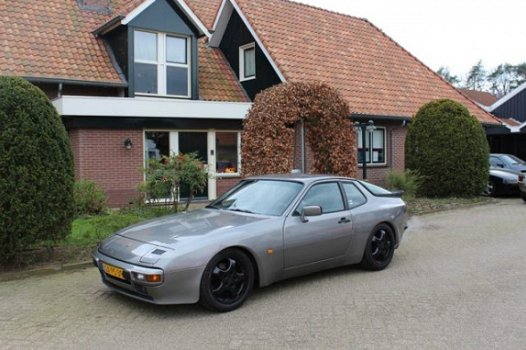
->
[228,208,255,214]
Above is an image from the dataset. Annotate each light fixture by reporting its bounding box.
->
[124,138,133,150]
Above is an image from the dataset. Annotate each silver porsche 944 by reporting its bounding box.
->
[93,174,407,312]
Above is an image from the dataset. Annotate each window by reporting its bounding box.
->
[134,30,190,97]
[216,132,240,174]
[145,131,170,164]
[239,43,256,81]
[297,182,345,214]
[357,127,386,165]
[342,182,367,209]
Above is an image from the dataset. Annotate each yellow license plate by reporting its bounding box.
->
[102,263,125,280]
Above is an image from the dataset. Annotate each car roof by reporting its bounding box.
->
[246,173,356,184]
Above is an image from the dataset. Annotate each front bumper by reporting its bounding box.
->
[92,250,205,305]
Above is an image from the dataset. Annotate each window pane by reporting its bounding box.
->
[244,47,256,77]
[342,182,366,209]
[216,132,239,173]
[166,66,189,96]
[298,182,344,214]
[166,36,187,64]
[145,132,170,164]
[372,129,385,163]
[135,31,157,61]
[134,63,157,94]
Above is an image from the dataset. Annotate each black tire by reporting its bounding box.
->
[482,179,497,197]
[360,223,395,271]
[199,248,254,312]
[521,191,526,203]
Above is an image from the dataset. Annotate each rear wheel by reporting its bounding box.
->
[199,248,254,312]
[360,224,395,271]
[482,179,497,197]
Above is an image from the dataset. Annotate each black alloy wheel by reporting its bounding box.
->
[199,249,254,312]
[360,223,395,271]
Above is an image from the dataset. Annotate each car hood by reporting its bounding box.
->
[114,208,266,247]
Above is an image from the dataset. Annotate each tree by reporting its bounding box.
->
[514,62,526,86]
[437,66,461,86]
[241,82,356,177]
[405,99,489,197]
[465,60,487,90]
[0,77,75,263]
[487,63,521,98]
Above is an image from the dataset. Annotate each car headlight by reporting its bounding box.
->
[131,271,164,285]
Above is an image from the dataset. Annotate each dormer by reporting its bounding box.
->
[95,0,211,99]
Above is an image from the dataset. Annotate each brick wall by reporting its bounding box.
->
[70,129,144,207]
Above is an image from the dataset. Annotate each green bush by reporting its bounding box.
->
[387,170,422,198]
[405,99,489,197]
[74,180,107,216]
[0,77,75,263]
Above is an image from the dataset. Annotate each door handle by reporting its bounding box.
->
[338,217,351,224]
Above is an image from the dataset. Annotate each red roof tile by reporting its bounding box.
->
[198,38,249,102]
[234,0,499,124]
[0,0,125,84]
[458,89,498,107]
[184,0,222,30]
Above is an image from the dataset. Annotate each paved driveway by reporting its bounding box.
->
[1,199,526,349]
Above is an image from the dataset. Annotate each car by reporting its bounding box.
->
[520,177,526,202]
[93,174,407,312]
[483,167,525,196]
[490,153,526,173]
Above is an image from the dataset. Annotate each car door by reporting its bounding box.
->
[283,181,352,269]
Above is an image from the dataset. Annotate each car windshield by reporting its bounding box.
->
[207,180,304,216]
[358,181,393,196]
[500,154,526,166]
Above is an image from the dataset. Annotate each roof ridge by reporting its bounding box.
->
[361,18,500,124]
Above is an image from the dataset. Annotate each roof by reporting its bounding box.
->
[497,117,522,127]
[185,0,222,30]
[230,0,499,124]
[0,0,125,85]
[488,81,526,112]
[0,0,247,102]
[459,89,498,107]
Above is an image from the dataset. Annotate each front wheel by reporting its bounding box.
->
[482,179,497,197]
[360,223,395,271]
[199,248,254,312]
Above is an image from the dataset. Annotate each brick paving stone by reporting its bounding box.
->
[1,199,525,349]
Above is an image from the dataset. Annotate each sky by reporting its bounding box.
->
[292,0,525,80]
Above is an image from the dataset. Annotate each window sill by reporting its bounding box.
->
[240,76,256,82]
[357,163,388,168]
[214,173,241,179]
[135,93,191,99]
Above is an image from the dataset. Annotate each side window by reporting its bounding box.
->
[489,157,499,167]
[297,182,344,214]
[342,182,367,209]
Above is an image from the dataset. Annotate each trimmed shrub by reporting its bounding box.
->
[74,180,107,216]
[405,99,489,197]
[0,77,75,263]
[242,82,357,177]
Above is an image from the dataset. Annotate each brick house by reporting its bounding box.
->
[1,0,499,206]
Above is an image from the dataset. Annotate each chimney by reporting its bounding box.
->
[77,0,113,14]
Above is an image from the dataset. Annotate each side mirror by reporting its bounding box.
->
[300,206,322,223]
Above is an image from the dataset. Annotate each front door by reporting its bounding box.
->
[282,182,353,269]
[178,132,208,200]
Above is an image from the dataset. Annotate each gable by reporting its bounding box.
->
[492,86,526,123]
[128,0,197,36]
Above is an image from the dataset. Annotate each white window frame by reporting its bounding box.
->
[214,131,242,177]
[356,127,387,166]
[239,42,256,82]
[134,30,191,98]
